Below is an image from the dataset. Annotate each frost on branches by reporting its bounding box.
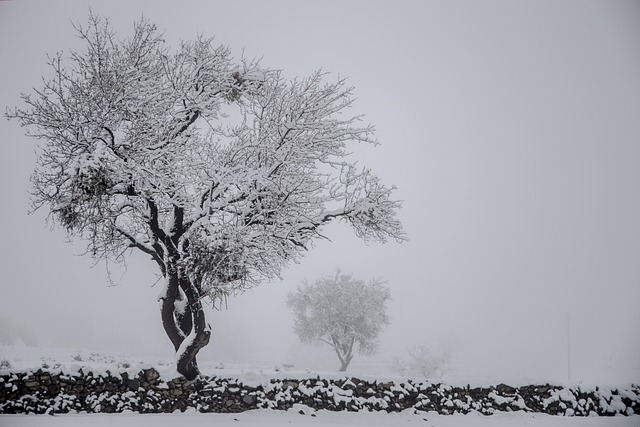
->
[7,14,405,379]
[287,271,391,371]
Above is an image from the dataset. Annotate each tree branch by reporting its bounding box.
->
[116,227,166,275]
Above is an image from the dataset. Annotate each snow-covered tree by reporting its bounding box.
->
[6,14,405,379]
[392,346,450,379]
[287,271,391,371]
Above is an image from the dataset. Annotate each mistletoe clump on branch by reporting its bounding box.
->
[7,13,406,379]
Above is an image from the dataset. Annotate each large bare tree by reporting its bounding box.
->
[7,14,406,379]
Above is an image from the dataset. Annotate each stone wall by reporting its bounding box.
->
[1,369,638,416]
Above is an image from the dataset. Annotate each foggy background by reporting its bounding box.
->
[1,0,639,384]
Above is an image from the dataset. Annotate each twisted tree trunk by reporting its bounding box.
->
[175,277,210,380]
[159,271,183,352]
[158,264,210,380]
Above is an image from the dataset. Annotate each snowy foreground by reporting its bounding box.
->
[2,410,638,427]
[1,346,638,426]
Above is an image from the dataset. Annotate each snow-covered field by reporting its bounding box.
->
[1,345,638,426]
[2,410,638,427]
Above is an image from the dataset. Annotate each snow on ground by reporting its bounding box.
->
[0,345,167,378]
[1,410,639,427]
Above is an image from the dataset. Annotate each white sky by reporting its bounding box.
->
[1,0,639,384]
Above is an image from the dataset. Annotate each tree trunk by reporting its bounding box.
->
[331,334,354,372]
[174,277,210,380]
[158,272,184,352]
[158,268,210,380]
[174,289,193,337]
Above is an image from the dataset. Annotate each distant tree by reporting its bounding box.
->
[0,317,39,347]
[6,15,406,379]
[287,271,391,371]
[392,345,450,379]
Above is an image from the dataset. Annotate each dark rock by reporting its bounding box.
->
[283,380,298,390]
[496,383,517,395]
[143,368,160,382]
[378,381,392,391]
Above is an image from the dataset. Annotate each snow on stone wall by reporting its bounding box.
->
[0,369,638,416]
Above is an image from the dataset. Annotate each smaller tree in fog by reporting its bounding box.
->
[287,270,391,371]
[392,345,450,379]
